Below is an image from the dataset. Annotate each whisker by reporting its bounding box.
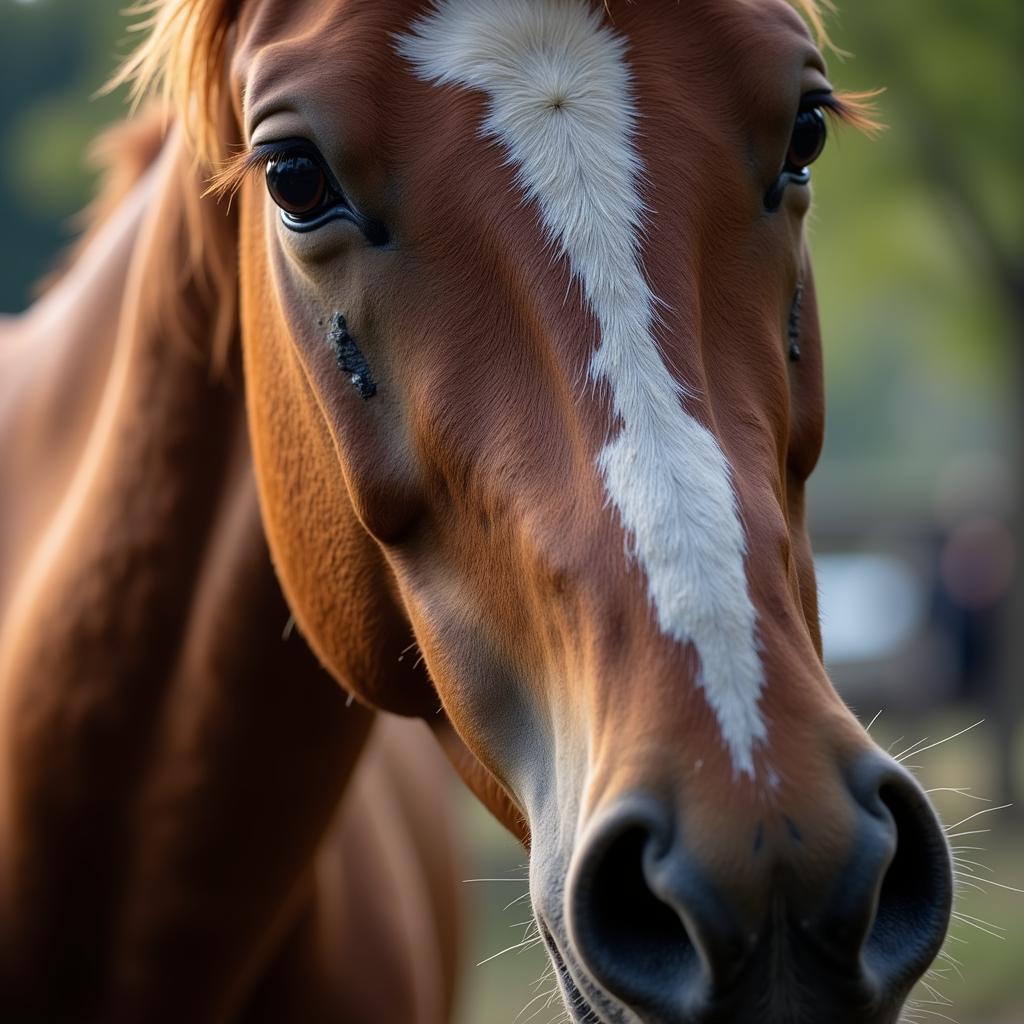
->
[515,985,561,1024]
[944,804,1012,832]
[893,736,932,762]
[917,979,952,1005]
[901,1009,960,1023]
[925,787,989,802]
[950,910,1005,940]
[964,877,1024,895]
[951,858,993,874]
[952,876,986,895]
[463,878,531,883]
[476,935,544,967]
[504,891,534,911]
[397,640,420,662]
[894,721,984,763]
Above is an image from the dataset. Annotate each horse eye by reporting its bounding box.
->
[785,107,828,172]
[265,150,329,218]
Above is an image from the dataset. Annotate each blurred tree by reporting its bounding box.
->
[0,0,126,311]
[814,0,1023,808]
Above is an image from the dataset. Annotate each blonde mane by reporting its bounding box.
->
[109,0,239,166]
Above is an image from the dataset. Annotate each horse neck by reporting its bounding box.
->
[0,125,373,1012]
[1,123,262,636]
[0,123,230,599]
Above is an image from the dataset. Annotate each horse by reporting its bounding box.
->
[0,1,954,1022]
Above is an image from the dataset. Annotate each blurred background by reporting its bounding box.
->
[1,0,1020,1020]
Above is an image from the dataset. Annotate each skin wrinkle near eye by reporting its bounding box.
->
[397,0,767,778]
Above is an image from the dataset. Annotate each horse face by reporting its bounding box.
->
[231,0,951,1018]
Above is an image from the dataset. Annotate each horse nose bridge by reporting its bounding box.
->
[564,752,952,1021]
[579,642,870,805]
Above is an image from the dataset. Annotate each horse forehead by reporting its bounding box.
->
[398,0,768,780]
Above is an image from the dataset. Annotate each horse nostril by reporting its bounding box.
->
[564,771,952,1021]
[567,799,712,1017]
[820,756,954,1006]
[582,826,697,974]
[861,775,954,993]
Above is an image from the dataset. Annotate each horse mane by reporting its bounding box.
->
[41,97,239,376]
[36,106,168,296]
[111,0,878,171]
[109,0,240,168]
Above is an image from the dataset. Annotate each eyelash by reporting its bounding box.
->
[208,143,282,202]
[210,141,389,245]
[209,140,341,214]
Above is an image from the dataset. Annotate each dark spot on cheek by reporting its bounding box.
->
[327,312,377,399]
[787,283,804,362]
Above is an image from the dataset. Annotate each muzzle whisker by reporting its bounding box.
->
[893,720,985,763]
[515,983,563,1024]
[503,890,534,911]
[957,874,1024,894]
[476,935,545,968]
[935,950,965,981]
[925,787,990,801]
[949,909,1006,940]
[951,856,993,873]
[864,708,885,733]
[943,803,1012,831]
[943,828,992,839]
[900,1009,961,1023]
[917,977,954,1006]
[462,877,531,883]
[951,874,986,896]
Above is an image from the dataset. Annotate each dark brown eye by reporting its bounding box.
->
[785,107,828,172]
[265,151,328,217]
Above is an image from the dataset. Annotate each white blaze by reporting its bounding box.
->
[398,0,767,776]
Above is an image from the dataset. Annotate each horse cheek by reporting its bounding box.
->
[238,190,437,717]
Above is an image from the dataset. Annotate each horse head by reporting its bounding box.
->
[132,0,953,1019]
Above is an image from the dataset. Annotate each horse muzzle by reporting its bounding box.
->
[535,752,952,1024]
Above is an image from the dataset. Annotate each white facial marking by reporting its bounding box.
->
[398,0,766,776]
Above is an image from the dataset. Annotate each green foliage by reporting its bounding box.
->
[806,0,1020,500]
[0,0,128,308]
